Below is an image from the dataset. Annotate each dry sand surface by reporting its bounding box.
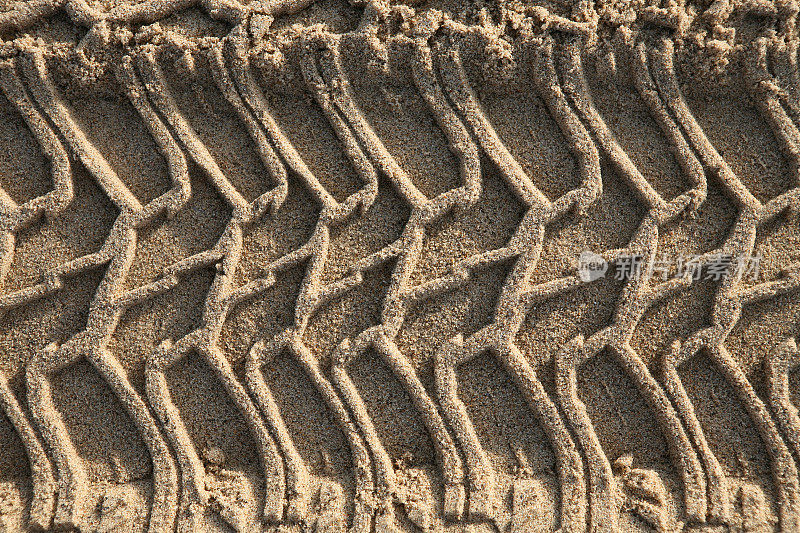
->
[0,0,800,531]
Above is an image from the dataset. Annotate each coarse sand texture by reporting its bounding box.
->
[0,0,800,531]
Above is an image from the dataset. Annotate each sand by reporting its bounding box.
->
[0,0,799,531]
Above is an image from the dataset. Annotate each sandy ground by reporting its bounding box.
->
[0,0,799,531]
